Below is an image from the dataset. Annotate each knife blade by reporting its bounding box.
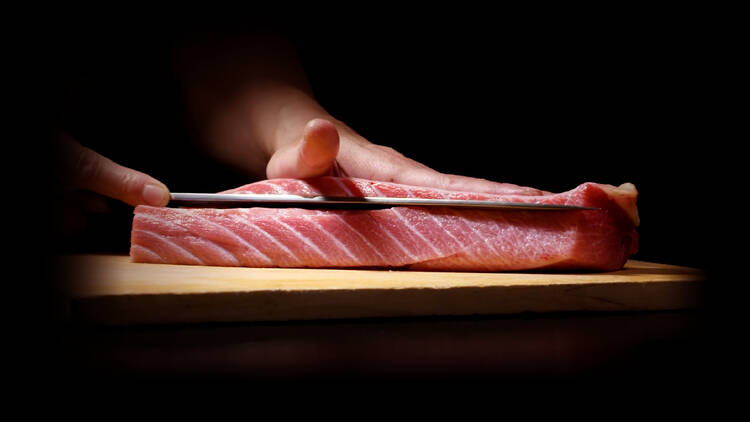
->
[168,192,598,211]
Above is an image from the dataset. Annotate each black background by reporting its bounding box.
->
[15,6,735,396]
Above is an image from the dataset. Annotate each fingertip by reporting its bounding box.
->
[305,118,338,136]
[266,119,341,179]
[300,119,339,169]
[141,183,170,207]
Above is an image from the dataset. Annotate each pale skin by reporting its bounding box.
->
[59,34,541,219]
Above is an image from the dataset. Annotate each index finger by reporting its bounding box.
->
[59,134,170,206]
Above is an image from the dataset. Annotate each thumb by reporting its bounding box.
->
[61,135,170,207]
[266,118,340,179]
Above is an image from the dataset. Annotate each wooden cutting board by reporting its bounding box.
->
[57,254,705,325]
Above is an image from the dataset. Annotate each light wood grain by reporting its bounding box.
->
[57,254,705,325]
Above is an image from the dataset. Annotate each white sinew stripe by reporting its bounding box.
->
[335,180,416,261]
[135,228,205,264]
[229,213,303,265]
[131,244,164,262]
[333,215,387,262]
[365,215,418,261]
[332,177,355,196]
[449,208,501,256]
[371,186,443,257]
[274,218,331,264]
[436,191,501,256]
[267,178,318,196]
[258,181,286,194]
[173,209,271,265]
[288,178,318,196]
[407,188,465,249]
[303,215,358,262]
[274,178,411,263]
[139,213,239,265]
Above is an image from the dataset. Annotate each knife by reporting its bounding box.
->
[168,192,598,211]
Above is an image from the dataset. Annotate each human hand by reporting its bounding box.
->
[266,118,544,196]
[58,132,170,207]
[176,35,541,195]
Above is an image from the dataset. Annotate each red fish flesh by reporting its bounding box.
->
[130,177,639,271]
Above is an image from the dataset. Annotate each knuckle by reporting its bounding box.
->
[74,147,103,184]
[374,145,401,156]
[118,171,143,196]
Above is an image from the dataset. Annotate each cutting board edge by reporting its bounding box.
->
[67,279,704,325]
[58,254,707,297]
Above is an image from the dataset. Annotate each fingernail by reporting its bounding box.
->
[142,184,168,206]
